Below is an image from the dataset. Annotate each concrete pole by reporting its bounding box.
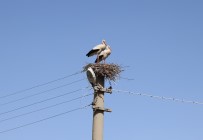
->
[92,76,104,140]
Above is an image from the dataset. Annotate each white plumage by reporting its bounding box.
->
[95,45,111,63]
[86,40,107,58]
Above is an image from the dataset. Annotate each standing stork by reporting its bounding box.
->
[86,40,107,63]
[95,45,111,63]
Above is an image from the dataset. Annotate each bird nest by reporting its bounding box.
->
[83,63,123,81]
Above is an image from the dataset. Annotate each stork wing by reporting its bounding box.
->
[86,49,99,57]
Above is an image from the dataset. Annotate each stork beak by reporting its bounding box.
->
[102,40,107,46]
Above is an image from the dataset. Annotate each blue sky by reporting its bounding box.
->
[0,0,203,139]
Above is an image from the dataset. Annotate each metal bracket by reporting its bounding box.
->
[92,106,112,112]
[93,84,112,94]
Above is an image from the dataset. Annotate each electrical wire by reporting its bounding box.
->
[119,76,134,81]
[0,93,93,124]
[113,89,203,105]
[0,71,82,100]
[0,78,86,107]
[0,87,89,116]
[0,104,91,134]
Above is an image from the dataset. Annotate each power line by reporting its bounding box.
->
[113,89,203,105]
[0,87,89,116]
[0,71,82,100]
[0,104,91,134]
[119,76,134,81]
[0,78,86,107]
[0,93,93,124]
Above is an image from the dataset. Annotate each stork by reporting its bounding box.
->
[95,45,111,63]
[86,40,107,62]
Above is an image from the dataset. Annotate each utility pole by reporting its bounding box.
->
[86,65,114,140]
[92,76,104,140]
[92,76,112,140]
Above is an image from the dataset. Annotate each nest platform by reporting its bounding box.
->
[83,63,123,81]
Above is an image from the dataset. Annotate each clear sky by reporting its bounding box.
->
[0,0,203,140]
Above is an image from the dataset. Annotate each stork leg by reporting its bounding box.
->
[97,55,99,63]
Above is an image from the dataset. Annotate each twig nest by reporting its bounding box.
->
[83,63,123,81]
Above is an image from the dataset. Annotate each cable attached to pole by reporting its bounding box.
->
[0,93,93,124]
[113,89,203,105]
[0,78,86,107]
[0,104,92,134]
[0,71,82,100]
[0,87,89,116]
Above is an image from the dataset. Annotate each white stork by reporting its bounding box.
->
[95,45,111,63]
[86,40,107,62]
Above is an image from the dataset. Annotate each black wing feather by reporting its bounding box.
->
[86,49,99,57]
[95,55,103,63]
